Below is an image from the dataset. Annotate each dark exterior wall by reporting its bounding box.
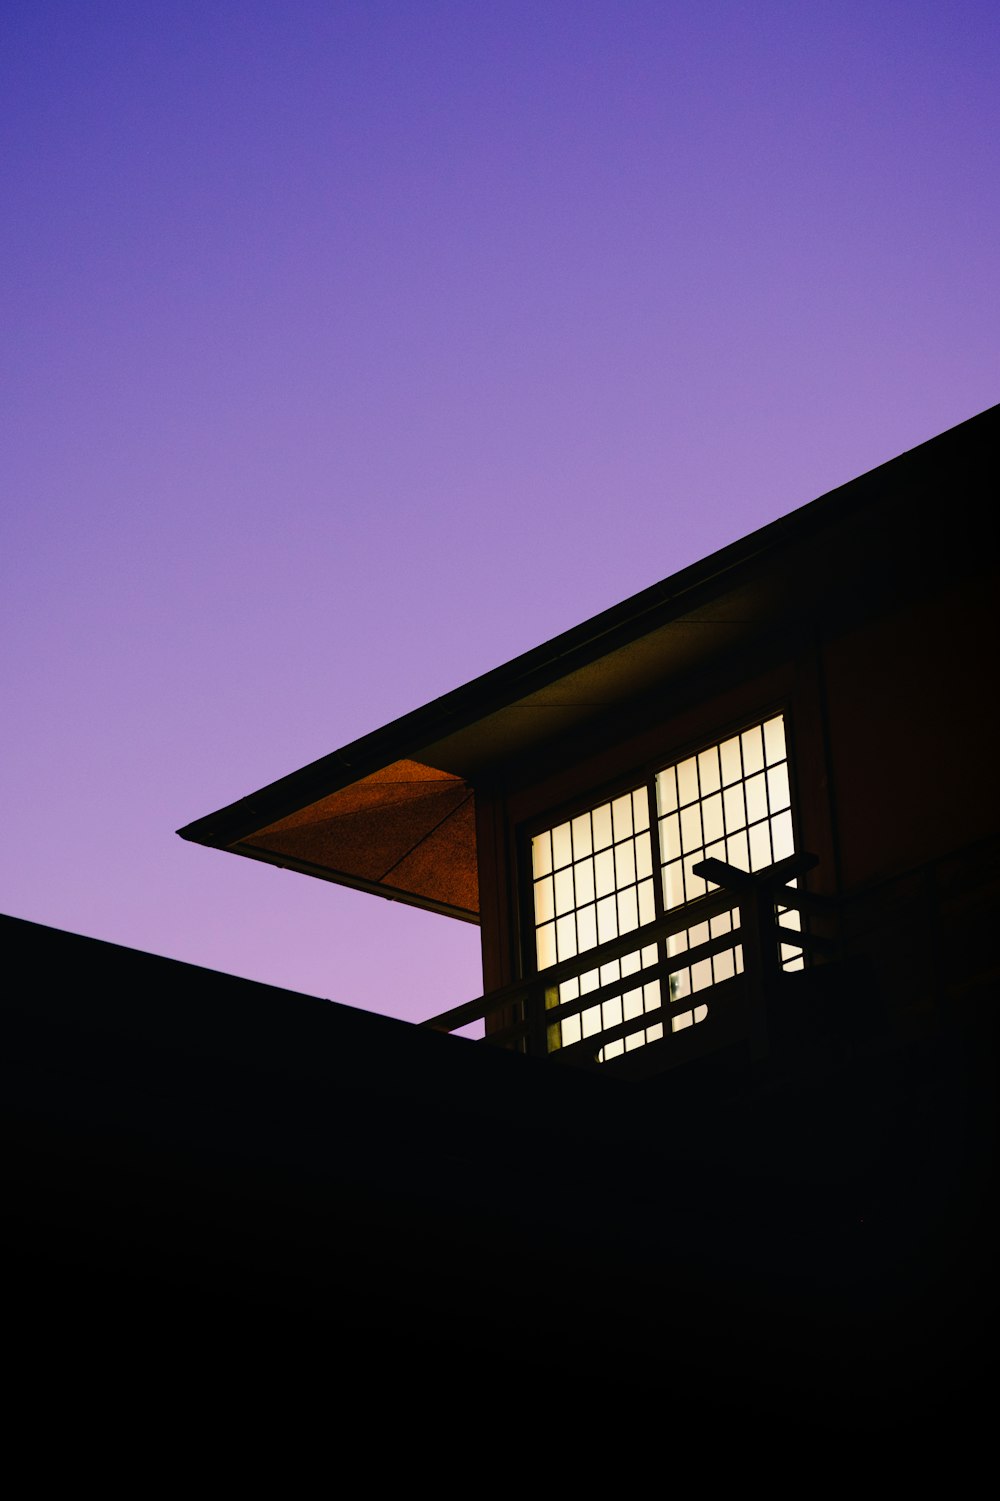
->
[820,567,1000,1028]
[822,569,999,890]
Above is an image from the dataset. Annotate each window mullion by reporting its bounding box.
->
[645,777,669,1041]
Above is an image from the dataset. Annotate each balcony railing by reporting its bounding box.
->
[423,852,839,1067]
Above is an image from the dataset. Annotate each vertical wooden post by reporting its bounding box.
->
[693,852,819,1062]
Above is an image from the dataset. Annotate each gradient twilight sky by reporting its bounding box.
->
[3,1,997,1025]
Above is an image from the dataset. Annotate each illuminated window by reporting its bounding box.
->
[529,713,802,1061]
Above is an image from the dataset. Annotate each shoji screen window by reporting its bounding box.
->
[655,713,802,1021]
[530,787,664,1058]
[529,713,801,1061]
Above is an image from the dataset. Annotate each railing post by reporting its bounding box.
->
[692,852,819,1062]
[738,879,777,1060]
[527,980,548,1058]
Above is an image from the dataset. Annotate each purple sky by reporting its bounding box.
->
[3,2,997,1027]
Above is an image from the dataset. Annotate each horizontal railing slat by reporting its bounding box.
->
[422,888,742,1032]
[423,852,838,1057]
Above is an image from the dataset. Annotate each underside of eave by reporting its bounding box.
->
[229,842,480,923]
[206,758,481,922]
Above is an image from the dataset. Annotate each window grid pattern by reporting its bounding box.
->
[531,789,661,1057]
[657,714,803,1009]
[529,713,802,1063]
[531,788,656,970]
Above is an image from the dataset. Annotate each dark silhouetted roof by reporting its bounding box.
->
[177,403,997,920]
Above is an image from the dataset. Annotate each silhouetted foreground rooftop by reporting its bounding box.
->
[4,911,995,1449]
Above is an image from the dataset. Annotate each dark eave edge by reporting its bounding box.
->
[222,843,479,924]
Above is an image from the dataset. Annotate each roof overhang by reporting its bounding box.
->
[177,404,996,921]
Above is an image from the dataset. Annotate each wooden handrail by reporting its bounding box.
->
[421,885,741,1033]
[422,851,832,1057]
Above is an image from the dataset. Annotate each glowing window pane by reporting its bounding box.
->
[534,876,554,924]
[592,804,613,851]
[562,1013,581,1046]
[720,736,742,785]
[618,886,639,934]
[576,905,597,953]
[623,988,643,1020]
[596,895,618,944]
[638,879,655,926]
[702,793,724,844]
[677,757,699,806]
[691,959,713,992]
[571,813,593,859]
[556,914,577,960]
[767,762,790,812]
[660,813,681,861]
[680,803,702,854]
[749,821,772,872]
[574,858,595,907]
[536,923,557,970]
[745,773,768,824]
[594,848,616,898]
[615,840,636,887]
[656,769,678,815]
[714,949,735,983]
[698,746,721,795]
[727,830,750,871]
[771,810,794,862]
[632,789,650,832]
[710,910,733,939]
[723,782,746,831]
[532,834,552,878]
[552,822,572,870]
[741,725,765,775]
[554,866,575,915]
[763,716,786,765]
[612,794,633,842]
[635,832,653,881]
[663,860,685,909]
